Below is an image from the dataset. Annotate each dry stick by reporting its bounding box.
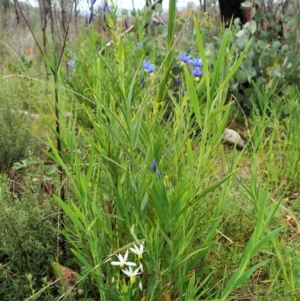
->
[15,0,47,61]
[15,0,74,257]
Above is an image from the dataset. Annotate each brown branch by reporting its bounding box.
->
[15,0,47,63]
[57,1,74,69]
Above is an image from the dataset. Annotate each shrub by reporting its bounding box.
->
[0,107,31,172]
[0,177,58,300]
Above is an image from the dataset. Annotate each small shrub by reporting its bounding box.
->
[0,107,31,172]
[0,176,58,300]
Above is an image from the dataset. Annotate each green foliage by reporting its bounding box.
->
[0,108,31,172]
[3,3,300,301]
[0,178,57,300]
[229,7,300,112]
[171,6,300,117]
[44,10,286,301]
[6,56,33,73]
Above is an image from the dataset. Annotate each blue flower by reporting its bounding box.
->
[88,13,93,24]
[192,68,203,81]
[157,169,162,179]
[143,60,155,75]
[179,52,191,65]
[151,159,157,172]
[102,1,109,12]
[181,88,185,96]
[89,0,103,24]
[190,57,203,68]
[89,0,98,24]
[66,60,75,68]
[134,42,143,51]
[176,77,181,86]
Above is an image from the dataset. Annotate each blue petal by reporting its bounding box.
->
[192,67,203,77]
[88,13,93,24]
[191,57,203,68]
[151,159,157,172]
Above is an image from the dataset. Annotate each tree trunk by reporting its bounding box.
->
[1,0,10,27]
[74,0,78,30]
[218,0,248,25]
[13,0,20,25]
[60,0,67,35]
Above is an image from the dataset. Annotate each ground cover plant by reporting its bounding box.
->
[1,0,300,300]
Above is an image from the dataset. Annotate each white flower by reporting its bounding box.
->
[130,243,144,259]
[111,250,136,268]
[122,266,142,283]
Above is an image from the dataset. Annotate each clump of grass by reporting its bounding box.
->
[41,11,287,300]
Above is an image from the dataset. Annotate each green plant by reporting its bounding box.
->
[0,107,31,172]
[40,7,287,299]
[228,2,300,114]
[0,185,58,300]
[3,2,300,301]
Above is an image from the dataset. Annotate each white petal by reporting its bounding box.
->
[139,281,143,291]
[115,253,123,262]
[130,244,138,254]
[122,267,132,277]
[123,250,129,262]
[111,261,121,266]
[125,261,137,266]
[133,267,142,276]
[139,263,143,272]
[122,270,131,277]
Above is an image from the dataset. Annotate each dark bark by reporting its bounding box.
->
[74,0,78,29]
[13,0,20,24]
[203,0,207,12]
[218,0,249,25]
[60,0,67,34]
[1,0,10,26]
[39,0,50,78]
[2,0,10,13]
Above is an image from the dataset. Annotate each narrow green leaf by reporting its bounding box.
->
[53,196,84,231]
[71,248,92,269]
